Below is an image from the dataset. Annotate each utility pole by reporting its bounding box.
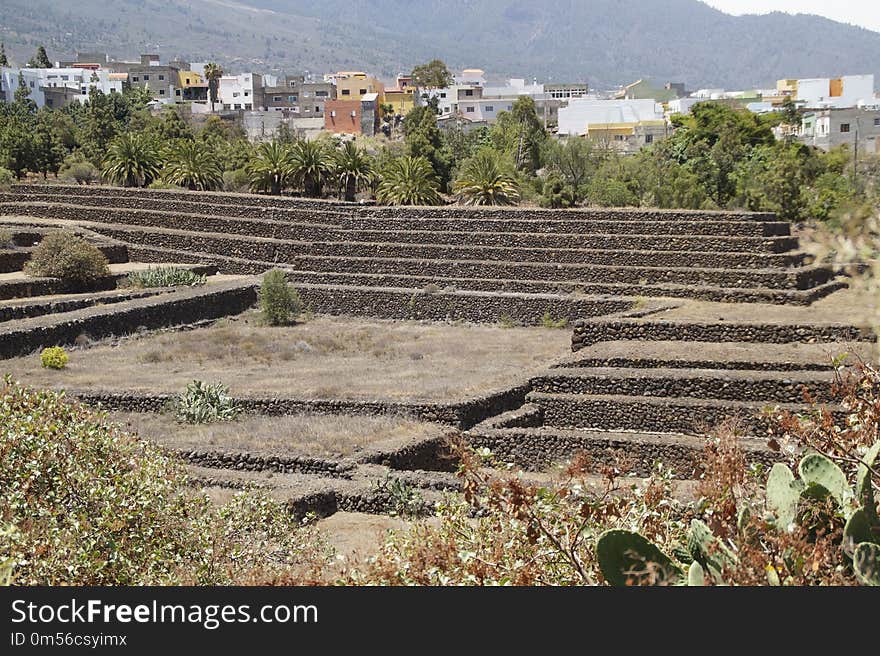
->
[853,115,859,188]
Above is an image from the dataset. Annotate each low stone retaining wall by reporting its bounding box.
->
[72,384,530,431]
[571,318,872,351]
[0,279,257,358]
[529,370,833,403]
[554,356,836,372]
[465,427,779,477]
[174,448,355,479]
[0,289,165,323]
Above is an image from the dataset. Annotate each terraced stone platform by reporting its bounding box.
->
[0,184,845,317]
[0,184,872,514]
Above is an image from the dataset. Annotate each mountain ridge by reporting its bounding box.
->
[1,0,878,89]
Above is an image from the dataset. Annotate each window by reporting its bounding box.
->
[288,95,297,102]
[132,76,139,82]
[158,74,165,80]
[614,134,625,141]
[315,90,328,97]
[840,123,851,133]
[464,89,473,96]
[645,134,654,144]
[874,118,880,126]
[466,106,475,113]
[315,106,320,113]
[143,75,150,81]
[233,92,240,97]
[485,105,494,112]
[359,88,367,95]
[273,96,282,102]
[341,89,350,96]
[61,75,69,81]
[223,104,231,110]
[175,89,181,96]
[440,92,446,98]
[159,89,165,95]
[244,91,249,96]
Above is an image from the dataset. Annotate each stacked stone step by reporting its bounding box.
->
[1,184,843,319]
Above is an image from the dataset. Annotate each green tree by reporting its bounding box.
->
[544,137,598,200]
[14,72,36,110]
[290,139,332,197]
[403,105,451,188]
[333,141,374,201]
[247,141,294,195]
[149,108,195,142]
[0,113,35,180]
[32,110,67,179]
[28,45,52,68]
[163,140,223,191]
[411,59,453,89]
[376,156,442,206]
[0,42,8,67]
[78,89,121,166]
[452,148,520,206]
[488,96,547,173]
[203,63,223,113]
[101,133,161,187]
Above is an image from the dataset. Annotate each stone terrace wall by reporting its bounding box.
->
[0,280,257,358]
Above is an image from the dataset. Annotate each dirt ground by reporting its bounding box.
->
[109,410,446,458]
[7,311,570,401]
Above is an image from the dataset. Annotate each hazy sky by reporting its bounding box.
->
[703,1,880,33]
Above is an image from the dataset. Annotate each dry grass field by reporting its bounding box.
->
[7,311,570,400]
[109,410,446,458]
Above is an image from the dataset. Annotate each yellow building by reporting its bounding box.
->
[178,70,204,88]
[333,72,385,102]
[383,75,416,116]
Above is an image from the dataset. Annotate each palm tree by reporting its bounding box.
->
[290,140,332,197]
[102,133,161,188]
[203,63,223,113]
[376,156,442,206]
[334,141,374,202]
[163,140,223,191]
[452,148,520,206]
[247,141,294,195]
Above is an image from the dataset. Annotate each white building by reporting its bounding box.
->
[217,73,262,111]
[791,75,875,109]
[557,98,667,153]
[0,67,122,108]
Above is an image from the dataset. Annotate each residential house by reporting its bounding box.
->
[557,98,667,153]
[176,70,208,102]
[262,75,335,116]
[124,55,180,103]
[800,107,880,154]
[329,72,385,103]
[383,75,417,116]
[778,75,876,109]
[0,66,122,108]
[216,73,263,111]
[324,94,380,136]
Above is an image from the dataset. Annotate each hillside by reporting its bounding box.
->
[1,0,879,88]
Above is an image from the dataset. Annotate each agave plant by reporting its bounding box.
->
[452,148,520,206]
[101,133,161,187]
[376,156,442,206]
[290,139,332,197]
[334,141,374,201]
[163,140,223,191]
[247,141,294,195]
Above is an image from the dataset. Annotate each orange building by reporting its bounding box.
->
[324,99,362,134]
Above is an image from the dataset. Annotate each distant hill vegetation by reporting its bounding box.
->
[2,0,879,88]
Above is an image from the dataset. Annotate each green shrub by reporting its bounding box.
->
[222,168,250,192]
[175,380,240,424]
[541,312,568,329]
[23,232,110,285]
[60,161,100,185]
[0,229,12,249]
[0,378,330,584]
[40,347,69,370]
[260,269,302,326]
[126,266,206,288]
[0,167,14,191]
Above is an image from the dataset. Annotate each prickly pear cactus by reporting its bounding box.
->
[853,542,880,586]
[765,463,803,529]
[798,453,851,508]
[856,442,880,525]
[595,529,682,587]
[687,519,737,573]
[687,561,705,586]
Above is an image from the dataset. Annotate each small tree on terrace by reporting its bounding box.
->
[247,141,294,195]
[163,140,223,191]
[101,133,161,187]
[334,141,374,201]
[376,155,442,206]
[453,148,520,206]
